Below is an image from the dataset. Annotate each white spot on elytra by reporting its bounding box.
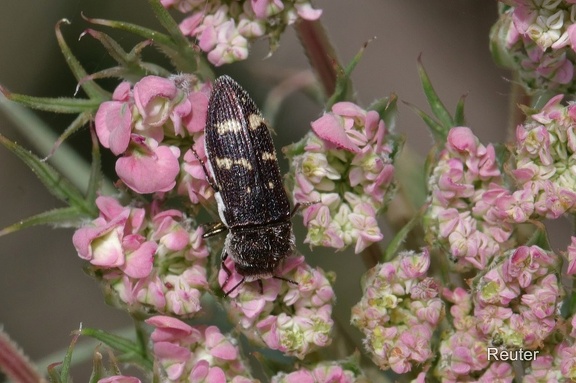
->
[216,119,243,134]
[216,157,253,170]
[248,114,264,130]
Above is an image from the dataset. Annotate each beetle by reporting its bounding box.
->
[199,75,297,296]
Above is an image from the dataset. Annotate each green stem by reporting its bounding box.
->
[133,318,150,360]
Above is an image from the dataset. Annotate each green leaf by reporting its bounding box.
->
[88,349,105,383]
[526,225,551,250]
[59,330,81,383]
[403,101,445,142]
[147,0,193,51]
[55,19,109,100]
[82,9,212,78]
[417,57,455,131]
[147,0,213,77]
[454,93,468,126]
[80,328,153,370]
[369,94,398,133]
[0,88,101,114]
[80,30,171,82]
[0,133,95,215]
[82,29,137,68]
[47,112,92,159]
[0,207,89,237]
[383,214,420,262]
[412,59,472,144]
[0,94,116,196]
[47,363,63,383]
[326,38,373,108]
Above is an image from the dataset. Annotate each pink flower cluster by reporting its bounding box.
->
[270,358,367,383]
[522,314,576,381]
[146,316,258,382]
[473,245,562,349]
[95,74,213,204]
[161,0,322,66]
[433,287,494,381]
[350,249,444,374]
[424,127,513,270]
[494,94,576,221]
[491,3,576,93]
[285,102,396,254]
[219,256,335,359]
[73,196,209,317]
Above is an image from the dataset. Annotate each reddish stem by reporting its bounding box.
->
[294,19,339,99]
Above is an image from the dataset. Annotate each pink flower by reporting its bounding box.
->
[146,315,194,342]
[399,248,430,278]
[98,376,141,383]
[189,361,226,383]
[207,20,249,66]
[271,359,364,383]
[74,196,209,317]
[183,91,209,134]
[95,100,133,155]
[165,0,322,65]
[286,101,395,254]
[435,330,488,380]
[219,256,335,359]
[116,138,180,194]
[424,127,512,271]
[72,197,156,276]
[133,75,179,128]
[311,112,361,153]
[477,362,514,382]
[250,0,284,18]
[179,144,214,205]
[351,249,443,372]
[147,317,257,382]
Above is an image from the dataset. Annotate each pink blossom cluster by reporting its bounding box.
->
[473,245,562,349]
[285,101,396,254]
[491,3,576,93]
[433,287,496,381]
[424,127,513,270]
[350,249,444,374]
[523,347,564,382]
[270,358,367,383]
[522,313,576,381]
[219,256,335,359]
[161,0,322,66]
[73,196,209,317]
[95,74,213,204]
[146,316,258,382]
[494,94,576,221]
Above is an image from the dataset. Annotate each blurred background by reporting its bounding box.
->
[0,0,544,380]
